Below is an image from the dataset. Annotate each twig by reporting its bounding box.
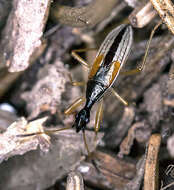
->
[144,134,161,190]
[129,1,157,28]
[150,0,174,34]
[118,122,149,158]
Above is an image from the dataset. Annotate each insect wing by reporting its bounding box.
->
[89,24,133,87]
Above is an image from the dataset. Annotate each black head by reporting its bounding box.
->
[73,108,90,133]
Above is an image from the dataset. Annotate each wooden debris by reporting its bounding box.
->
[144,134,161,190]
[77,151,136,189]
[0,117,50,163]
[150,0,174,34]
[129,1,157,28]
[118,122,151,157]
[51,0,118,28]
[0,121,103,189]
[21,60,69,119]
[0,0,51,72]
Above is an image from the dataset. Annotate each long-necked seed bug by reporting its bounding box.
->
[64,22,161,153]
[18,23,161,154]
[65,24,133,131]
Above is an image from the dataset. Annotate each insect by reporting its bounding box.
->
[65,24,133,132]
[18,23,160,154]
[65,25,138,132]
[63,22,162,153]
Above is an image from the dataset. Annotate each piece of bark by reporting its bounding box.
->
[144,134,161,190]
[118,74,169,157]
[150,0,174,35]
[50,0,118,28]
[0,119,103,190]
[118,122,151,157]
[129,1,157,28]
[0,0,51,72]
[0,117,51,164]
[77,151,136,190]
[77,161,114,189]
[21,60,73,119]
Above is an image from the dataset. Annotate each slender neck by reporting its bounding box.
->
[84,99,93,110]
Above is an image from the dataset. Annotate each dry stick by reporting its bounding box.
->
[150,0,174,34]
[118,122,145,157]
[144,134,161,190]
[50,0,118,28]
[129,1,157,28]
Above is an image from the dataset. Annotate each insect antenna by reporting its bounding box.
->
[82,130,90,156]
[16,126,72,137]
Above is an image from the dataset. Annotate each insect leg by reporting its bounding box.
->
[111,88,128,106]
[71,48,97,69]
[68,73,86,86]
[94,100,103,140]
[83,130,91,155]
[120,21,162,76]
[64,96,86,115]
[83,100,103,156]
